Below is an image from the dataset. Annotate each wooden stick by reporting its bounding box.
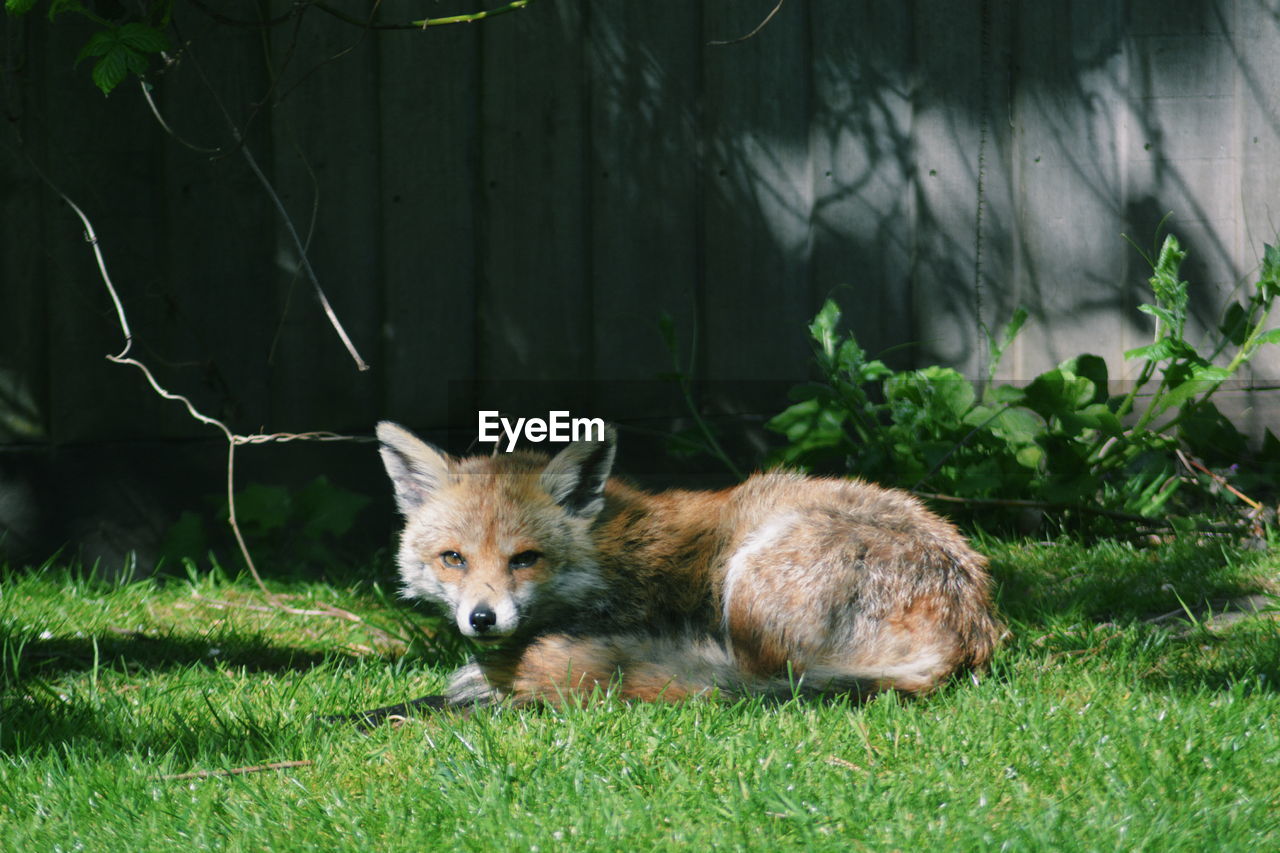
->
[154,760,313,782]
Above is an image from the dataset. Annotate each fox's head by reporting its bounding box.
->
[376,421,617,642]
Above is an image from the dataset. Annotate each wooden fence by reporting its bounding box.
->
[1,0,1278,562]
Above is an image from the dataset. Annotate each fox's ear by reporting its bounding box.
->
[539,425,617,519]
[376,421,452,514]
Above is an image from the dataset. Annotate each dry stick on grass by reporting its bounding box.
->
[154,760,314,782]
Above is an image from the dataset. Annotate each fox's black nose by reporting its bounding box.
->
[469,606,497,633]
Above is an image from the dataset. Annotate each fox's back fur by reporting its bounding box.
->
[377,422,1001,706]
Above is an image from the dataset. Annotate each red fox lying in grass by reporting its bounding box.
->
[367,422,1000,715]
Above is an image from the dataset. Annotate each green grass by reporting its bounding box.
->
[2,538,1279,851]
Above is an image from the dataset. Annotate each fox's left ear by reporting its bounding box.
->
[539,425,617,519]
[376,421,452,515]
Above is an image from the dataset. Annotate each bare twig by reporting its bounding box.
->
[312,0,533,30]
[176,43,371,372]
[190,593,403,647]
[1174,449,1263,511]
[137,79,222,155]
[28,163,363,608]
[236,141,371,372]
[708,0,787,46]
[154,760,313,782]
[182,0,534,31]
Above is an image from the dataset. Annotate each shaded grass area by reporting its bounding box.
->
[1,538,1278,850]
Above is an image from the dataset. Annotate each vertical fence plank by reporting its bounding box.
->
[1126,0,1240,321]
[1010,2,1132,378]
[911,1,1016,378]
[266,7,382,434]
[1228,0,1280,434]
[586,1,701,425]
[39,17,176,444]
[155,7,276,436]
[0,16,49,444]
[809,1,915,366]
[377,4,482,437]
[476,0,589,422]
[701,0,814,402]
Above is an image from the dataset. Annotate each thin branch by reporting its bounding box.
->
[29,162,364,606]
[177,42,371,372]
[138,78,222,155]
[191,593,402,647]
[235,136,371,372]
[1174,449,1263,511]
[154,760,313,782]
[48,186,135,359]
[708,0,787,46]
[312,0,533,30]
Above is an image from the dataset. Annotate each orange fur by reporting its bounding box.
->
[375,422,1003,709]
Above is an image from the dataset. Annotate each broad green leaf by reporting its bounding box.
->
[857,357,892,383]
[1255,327,1280,345]
[1156,363,1232,414]
[808,300,842,359]
[1137,303,1177,327]
[1023,368,1095,418]
[765,398,846,446]
[988,307,1028,377]
[986,384,1026,405]
[992,407,1045,443]
[1152,233,1187,285]
[1259,243,1280,301]
[1262,428,1280,461]
[1014,444,1044,469]
[1057,354,1109,405]
[1124,337,1196,363]
[885,366,975,426]
[5,0,40,14]
[77,29,117,60]
[116,22,170,54]
[76,24,166,95]
[1219,301,1249,346]
[90,47,131,95]
[1058,403,1122,439]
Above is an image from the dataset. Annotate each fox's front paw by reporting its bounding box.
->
[445,661,506,705]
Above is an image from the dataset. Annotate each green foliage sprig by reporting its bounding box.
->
[5,0,172,95]
[768,234,1280,528]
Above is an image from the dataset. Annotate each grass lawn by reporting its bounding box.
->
[2,537,1278,851]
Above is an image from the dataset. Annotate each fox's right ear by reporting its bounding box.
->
[376,421,452,514]
[539,424,618,519]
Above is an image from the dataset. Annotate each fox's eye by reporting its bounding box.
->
[509,550,542,570]
[440,551,466,569]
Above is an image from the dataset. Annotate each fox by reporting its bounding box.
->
[369,421,1001,714]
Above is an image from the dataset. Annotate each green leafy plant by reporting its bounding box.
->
[768,233,1280,529]
[5,0,172,95]
[161,476,370,573]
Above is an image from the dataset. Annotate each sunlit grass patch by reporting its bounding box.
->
[2,538,1278,850]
